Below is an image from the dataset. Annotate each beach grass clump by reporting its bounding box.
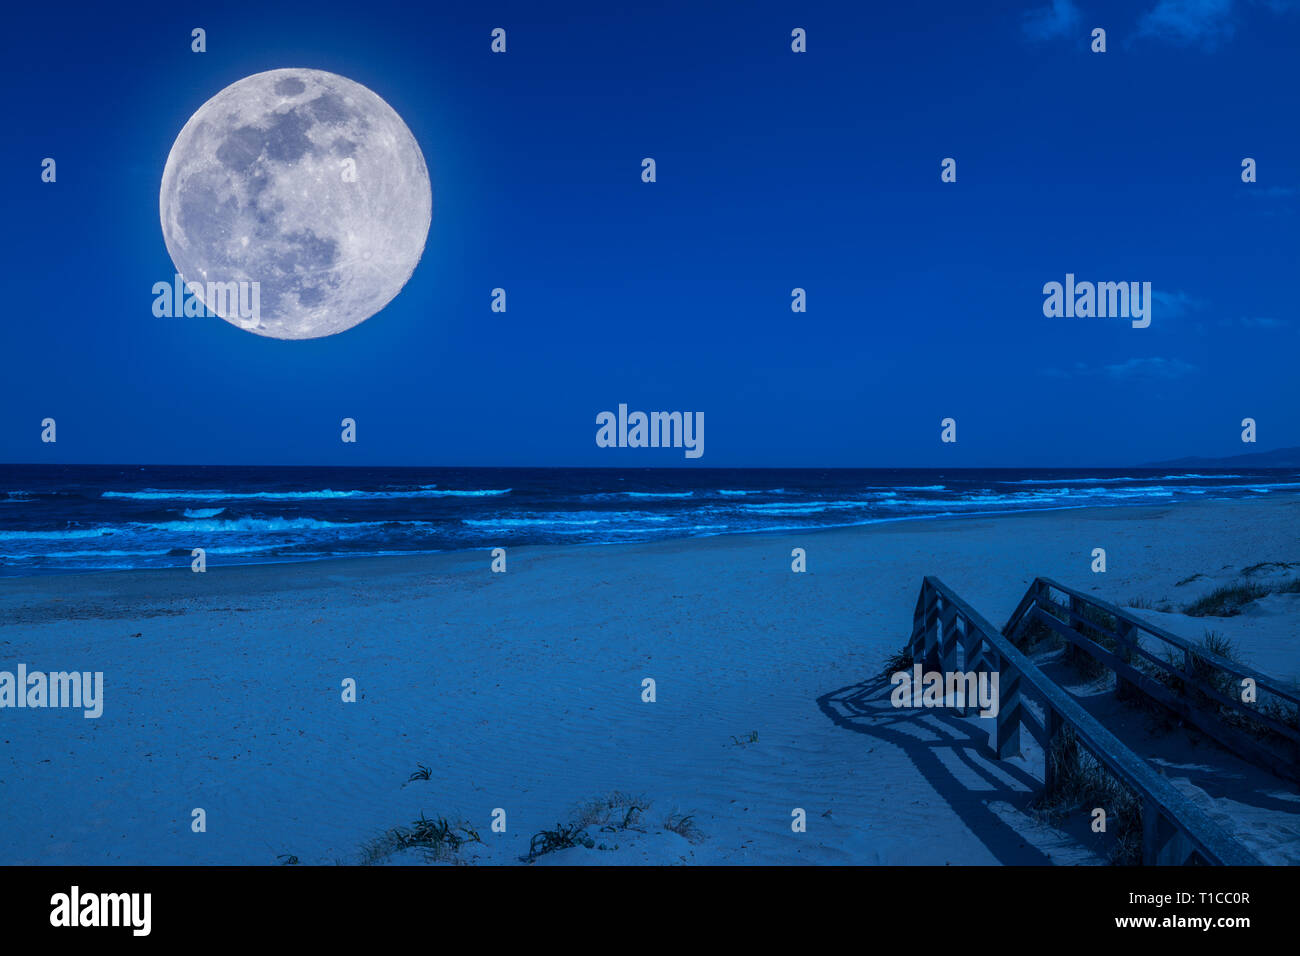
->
[1127,594,1176,613]
[880,644,914,678]
[1035,726,1142,866]
[1199,640,1300,743]
[663,810,703,844]
[525,791,660,861]
[1143,632,1300,748]
[1198,630,1237,664]
[524,823,595,861]
[524,792,705,860]
[1259,697,1300,734]
[361,813,481,865]
[573,791,649,831]
[1221,691,1300,746]
[1182,580,1270,617]
[1148,630,1238,700]
[1183,630,1240,706]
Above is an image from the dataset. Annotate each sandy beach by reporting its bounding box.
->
[2,495,1298,865]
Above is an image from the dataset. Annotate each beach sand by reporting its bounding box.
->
[2,495,1298,865]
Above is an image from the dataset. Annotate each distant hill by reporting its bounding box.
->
[1145,446,1300,469]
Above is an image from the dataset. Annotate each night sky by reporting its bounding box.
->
[3,0,1297,467]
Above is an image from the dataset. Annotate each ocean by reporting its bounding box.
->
[0,464,1296,576]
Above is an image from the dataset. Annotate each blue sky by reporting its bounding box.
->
[2,0,1296,467]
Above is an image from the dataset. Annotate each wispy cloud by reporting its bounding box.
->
[1134,0,1298,49]
[1151,289,1206,318]
[1102,357,1199,379]
[1022,0,1083,41]
[1136,0,1238,48]
[1233,315,1290,329]
[1042,357,1199,380]
[1246,185,1299,199]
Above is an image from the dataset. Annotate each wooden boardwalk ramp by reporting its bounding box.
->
[907,576,1300,865]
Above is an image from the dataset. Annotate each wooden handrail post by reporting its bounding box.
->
[961,617,988,721]
[909,586,927,660]
[1115,620,1137,701]
[994,656,1022,759]
[1067,593,1085,669]
[939,600,959,674]
[961,617,978,673]
[1142,800,1195,865]
[1142,798,1159,865]
[922,593,941,673]
[1042,707,1062,798]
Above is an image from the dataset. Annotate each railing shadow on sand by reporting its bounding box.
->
[816,676,1061,866]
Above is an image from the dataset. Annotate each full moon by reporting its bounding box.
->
[159,68,432,339]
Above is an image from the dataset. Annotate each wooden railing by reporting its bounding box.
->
[909,576,1262,865]
[1004,577,1300,785]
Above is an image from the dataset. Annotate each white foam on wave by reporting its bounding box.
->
[102,487,510,501]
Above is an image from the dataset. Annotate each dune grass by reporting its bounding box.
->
[880,644,914,678]
[361,813,481,865]
[663,810,703,844]
[1183,581,1272,617]
[524,822,595,861]
[525,791,647,861]
[1035,726,1143,866]
[524,791,705,861]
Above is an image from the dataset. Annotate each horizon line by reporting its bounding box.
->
[0,460,1288,471]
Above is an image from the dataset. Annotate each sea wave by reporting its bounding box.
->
[0,527,121,541]
[143,517,420,534]
[0,517,417,540]
[619,491,696,499]
[463,511,675,529]
[101,487,510,501]
[999,473,1247,486]
[739,500,866,515]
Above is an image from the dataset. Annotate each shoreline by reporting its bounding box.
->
[5,491,1299,590]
